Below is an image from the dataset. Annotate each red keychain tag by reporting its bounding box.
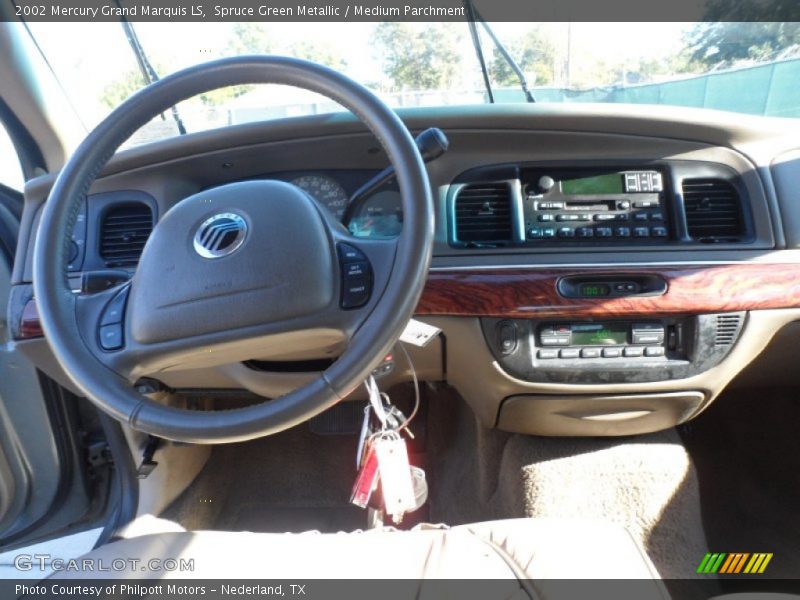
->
[350,443,380,509]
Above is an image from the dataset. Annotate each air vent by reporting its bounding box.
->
[454,182,513,243]
[99,203,153,267]
[715,313,744,347]
[682,179,745,241]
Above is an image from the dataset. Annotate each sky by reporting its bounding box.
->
[23,21,690,125]
[1,21,690,189]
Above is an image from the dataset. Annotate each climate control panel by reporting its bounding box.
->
[482,313,745,385]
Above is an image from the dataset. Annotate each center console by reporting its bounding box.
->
[483,312,745,384]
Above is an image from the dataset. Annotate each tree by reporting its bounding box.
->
[100,69,146,109]
[288,40,347,70]
[685,21,800,66]
[225,23,272,56]
[372,23,463,91]
[489,27,556,87]
[199,24,275,106]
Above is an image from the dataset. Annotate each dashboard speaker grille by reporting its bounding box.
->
[99,203,154,267]
[682,179,744,241]
[715,313,744,347]
[454,182,512,243]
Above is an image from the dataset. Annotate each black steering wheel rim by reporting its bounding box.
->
[33,56,433,444]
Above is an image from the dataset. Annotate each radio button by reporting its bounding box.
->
[602,347,622,358]
[595,227,613,237]
[613,282,639,293]
[594,213,616,221]
[634,227,650,237]
[650,173,664,192]
[617,200,631,210]
[541,335,570,346]
[633,323,664,331]
[633,200,659,208]
[576,227,594,237]
[560,348,580,359]
[632,332,664,345]
[644,346,666,357]
[557,227,575,238]
[557,214,578,221]
[650,211,664,221]
[634,212,648,221]
[527,227,543,239]
[538,214,555,222]
[542,227,556,238]
[580,348,601,358]
[623,346,644,357]
[651,226,668,237]
[538,349,559,359]
[615,227,631,237]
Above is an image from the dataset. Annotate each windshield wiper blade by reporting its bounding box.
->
[463,0,494,104]
[115,1,187,135]
[464,0,536,104]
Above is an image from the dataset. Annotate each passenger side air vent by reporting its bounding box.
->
[682,179,745,241]
[715,313,744,347]
[99,203,154,267]
[454,182,513,244]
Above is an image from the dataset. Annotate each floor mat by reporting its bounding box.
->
[162,419,367,533]
[682,386,800,580]
[162,386,428,533]
[425,387,709,581]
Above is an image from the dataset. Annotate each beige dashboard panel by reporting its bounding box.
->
[419,309,800,433]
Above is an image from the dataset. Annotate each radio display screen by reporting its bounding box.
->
[571,323,628,346]
[561,173,624,195]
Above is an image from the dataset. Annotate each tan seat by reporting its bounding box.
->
[55,518,670,597]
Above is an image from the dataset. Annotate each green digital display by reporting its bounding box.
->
[580,283,610,297]
[561,173,624,195]
[571,325,628,346]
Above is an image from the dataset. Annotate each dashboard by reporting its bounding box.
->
[9,103,800,437]
[254,170,403,239]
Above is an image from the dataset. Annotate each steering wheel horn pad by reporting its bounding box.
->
[129,180,335,345]
[32,56,434,443]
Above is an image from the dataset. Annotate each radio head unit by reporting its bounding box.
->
[523,168,670,243]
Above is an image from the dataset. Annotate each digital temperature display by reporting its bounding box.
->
[579,283,611,297]
[571,324,628,346]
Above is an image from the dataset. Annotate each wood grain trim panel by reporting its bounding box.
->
[417,263,800,318]
[16,263,800,341]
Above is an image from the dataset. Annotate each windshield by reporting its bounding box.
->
[25,21,800,148]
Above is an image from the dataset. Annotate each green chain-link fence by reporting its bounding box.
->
[494,57,800,118]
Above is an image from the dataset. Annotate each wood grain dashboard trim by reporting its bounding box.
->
[416,263,800,318]
[15,263,800,341]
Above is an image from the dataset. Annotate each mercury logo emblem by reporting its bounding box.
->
[193,213,247,258]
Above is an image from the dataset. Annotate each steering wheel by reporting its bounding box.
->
[33,57,433,444]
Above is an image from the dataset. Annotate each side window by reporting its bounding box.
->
[0,122,25,191]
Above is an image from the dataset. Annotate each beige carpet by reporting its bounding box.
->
[425,386,708,580]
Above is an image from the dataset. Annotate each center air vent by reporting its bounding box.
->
[454,182,513,243]
[682,179,745,241]
[715,313,744,347]
[99,203,153,267]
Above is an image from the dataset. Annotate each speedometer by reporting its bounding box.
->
[290,174,349,221]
